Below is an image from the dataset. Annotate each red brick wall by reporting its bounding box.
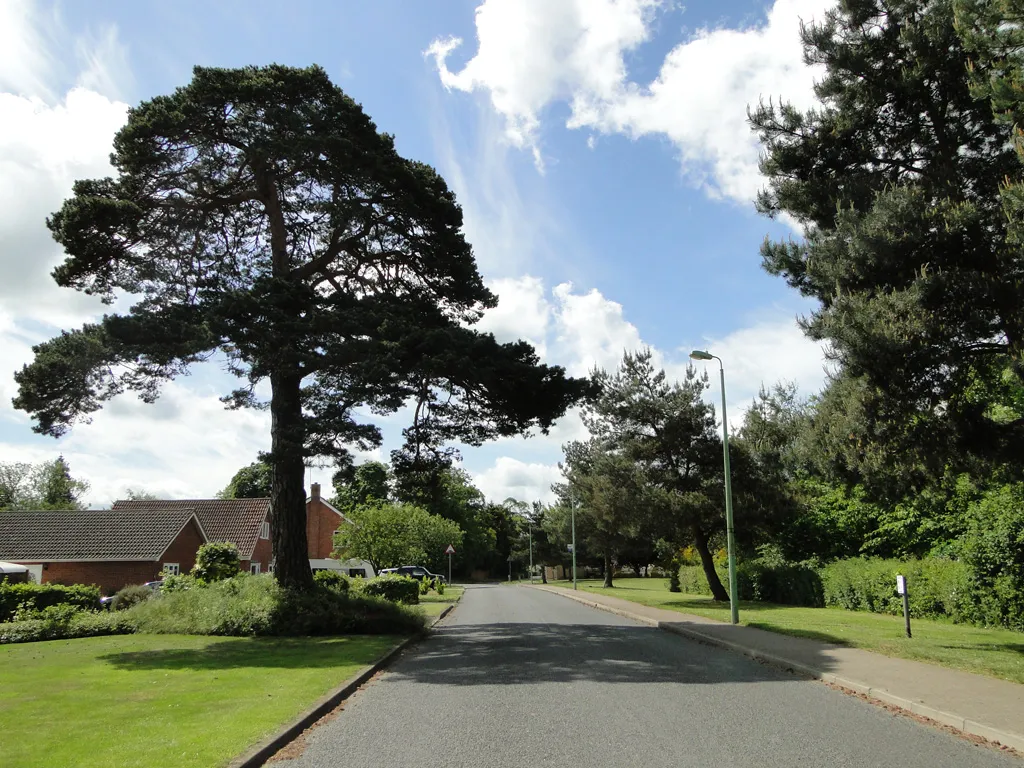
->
[161,518,204,574]
[249,519,274,572]
[306,499,344,559]
[42,561,160,593]
[29,517,207,594]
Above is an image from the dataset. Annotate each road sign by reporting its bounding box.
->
[445,544,456,555]
[566,544,573,553]
[896,575,907,595]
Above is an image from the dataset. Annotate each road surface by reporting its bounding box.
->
[276,584,1019,767]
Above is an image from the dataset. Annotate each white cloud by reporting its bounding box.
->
[477,275,551,355]
[427,0,659,171]
[473,456,564,504]
[429,0,833,205]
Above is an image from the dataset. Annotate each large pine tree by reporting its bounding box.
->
[752,0,1024,480]
[13,65,589,589]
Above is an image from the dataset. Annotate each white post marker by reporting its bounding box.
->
[896,574,911,638]
[445,544,455,585]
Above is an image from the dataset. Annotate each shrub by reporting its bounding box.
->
[960,483,1024,631]
[819,557,971,620]
[192,541,241,582]
[0,582,101,622]
[668,563,681,593]
[736,560,824,607]
[127,573,424,636]
[161,574,202,593]
[677,565,717,596]
[436,580,446,596]
[111,584,154,611]
[313,570,350,592]
[419,578,431,596]
[0,609,135,645]
[361,574,420,604]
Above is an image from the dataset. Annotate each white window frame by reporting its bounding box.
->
[260,521,270,539]
[267,561,275,573]
[163,563,180,576]
[250,562,261,575]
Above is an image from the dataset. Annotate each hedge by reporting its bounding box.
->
[0,607,136,645]
[0,582,101,622]
[819,557,971,621]
[361,574,420,605]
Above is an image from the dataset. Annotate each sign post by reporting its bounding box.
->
[445,544,455,585]
[896,574,911,638]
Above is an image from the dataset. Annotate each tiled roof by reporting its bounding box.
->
[112,498,270,559]
[0,507,203,562]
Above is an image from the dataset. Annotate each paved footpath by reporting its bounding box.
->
[532,584,1024,752]
[275,585,1018,768]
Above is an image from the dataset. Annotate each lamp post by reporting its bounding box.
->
[528,518,534,582]
[571,495,578,590]
[690,349,739,625]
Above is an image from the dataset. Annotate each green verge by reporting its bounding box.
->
[0,633,397,768]
[418,585,465,618]
[550,578,1024,684]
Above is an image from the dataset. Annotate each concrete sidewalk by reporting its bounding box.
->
[530,584,1024,753]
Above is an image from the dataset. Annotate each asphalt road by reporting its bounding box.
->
[275,584,1019,768]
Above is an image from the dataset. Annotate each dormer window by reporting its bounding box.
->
[260,521,270,539]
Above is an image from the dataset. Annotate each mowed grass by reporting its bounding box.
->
[418,585,465,618]
[550,578,1024,684]
[0,633,398,768]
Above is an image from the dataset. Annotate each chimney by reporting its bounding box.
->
[310,482,321,501]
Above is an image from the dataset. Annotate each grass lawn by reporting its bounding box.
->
[418,585,465,618]
[548,578,1024,684]
[0,633,398,768]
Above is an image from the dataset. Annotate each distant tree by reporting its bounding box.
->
[123,488,159,501]
[11,64,590,591]
[332,460,390,511]
[333,501,463,574]
[0,457,89,510]
[219,460,273,499]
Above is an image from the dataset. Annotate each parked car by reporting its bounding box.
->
[378,565,445,583]
[100,579,164,608]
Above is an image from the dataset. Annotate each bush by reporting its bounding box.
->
[736,560,824,607]
[111,584,154,611]
[0,582,101,622]
[313,570,350,592]
[677,565,717,596]
[668,563,681,593]
[192,541,241,582]
[127,574,424,636]
[161,574,202,593]
[436,580,446,596]
[960,483,1024,631]
[819,557,971,620]
[361,574,420,604]
[0,609,135,644]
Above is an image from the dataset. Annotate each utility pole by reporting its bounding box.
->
[528,518,534,582]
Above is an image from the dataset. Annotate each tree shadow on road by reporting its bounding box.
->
[388,620,836,687]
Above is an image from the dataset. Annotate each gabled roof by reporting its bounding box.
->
[113,498,270,559]
[0,507,207,562]
[310,496,354,525]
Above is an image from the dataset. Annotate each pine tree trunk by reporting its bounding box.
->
[541,566,547,584]
[692,524,729,602]
[269,369,314,591]
[603,550,614,588]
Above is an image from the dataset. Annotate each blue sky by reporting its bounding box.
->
[0,0,831,505]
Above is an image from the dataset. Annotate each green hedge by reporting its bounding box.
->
[0,582,101,622]
[361,574,420,605]
[819,557,971,620]
[0,608,136,644]
[127,574,424,636]
[736,561,824,607]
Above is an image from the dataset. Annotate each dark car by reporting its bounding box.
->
[381,565,445,583]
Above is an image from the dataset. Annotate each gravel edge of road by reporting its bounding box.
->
[527,585,1024,757]
[228,604,457,768]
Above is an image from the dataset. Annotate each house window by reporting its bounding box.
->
[250,562,261,575]
[267,562,275,573]
[163,563,180,576]
[260,521,270,539]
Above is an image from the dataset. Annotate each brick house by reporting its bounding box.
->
[0,506,208,593]
[0,483,369,592]
[112,497,274,576]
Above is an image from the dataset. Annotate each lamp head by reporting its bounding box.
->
[689,350,714,361]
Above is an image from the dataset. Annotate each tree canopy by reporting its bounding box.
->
[0,457,90,510]
[218,460,272,499]
[332,501,463,573]
[12,64,589,589]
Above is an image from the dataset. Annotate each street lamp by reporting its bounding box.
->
[571,495,578,590]
[690,349,739,625]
